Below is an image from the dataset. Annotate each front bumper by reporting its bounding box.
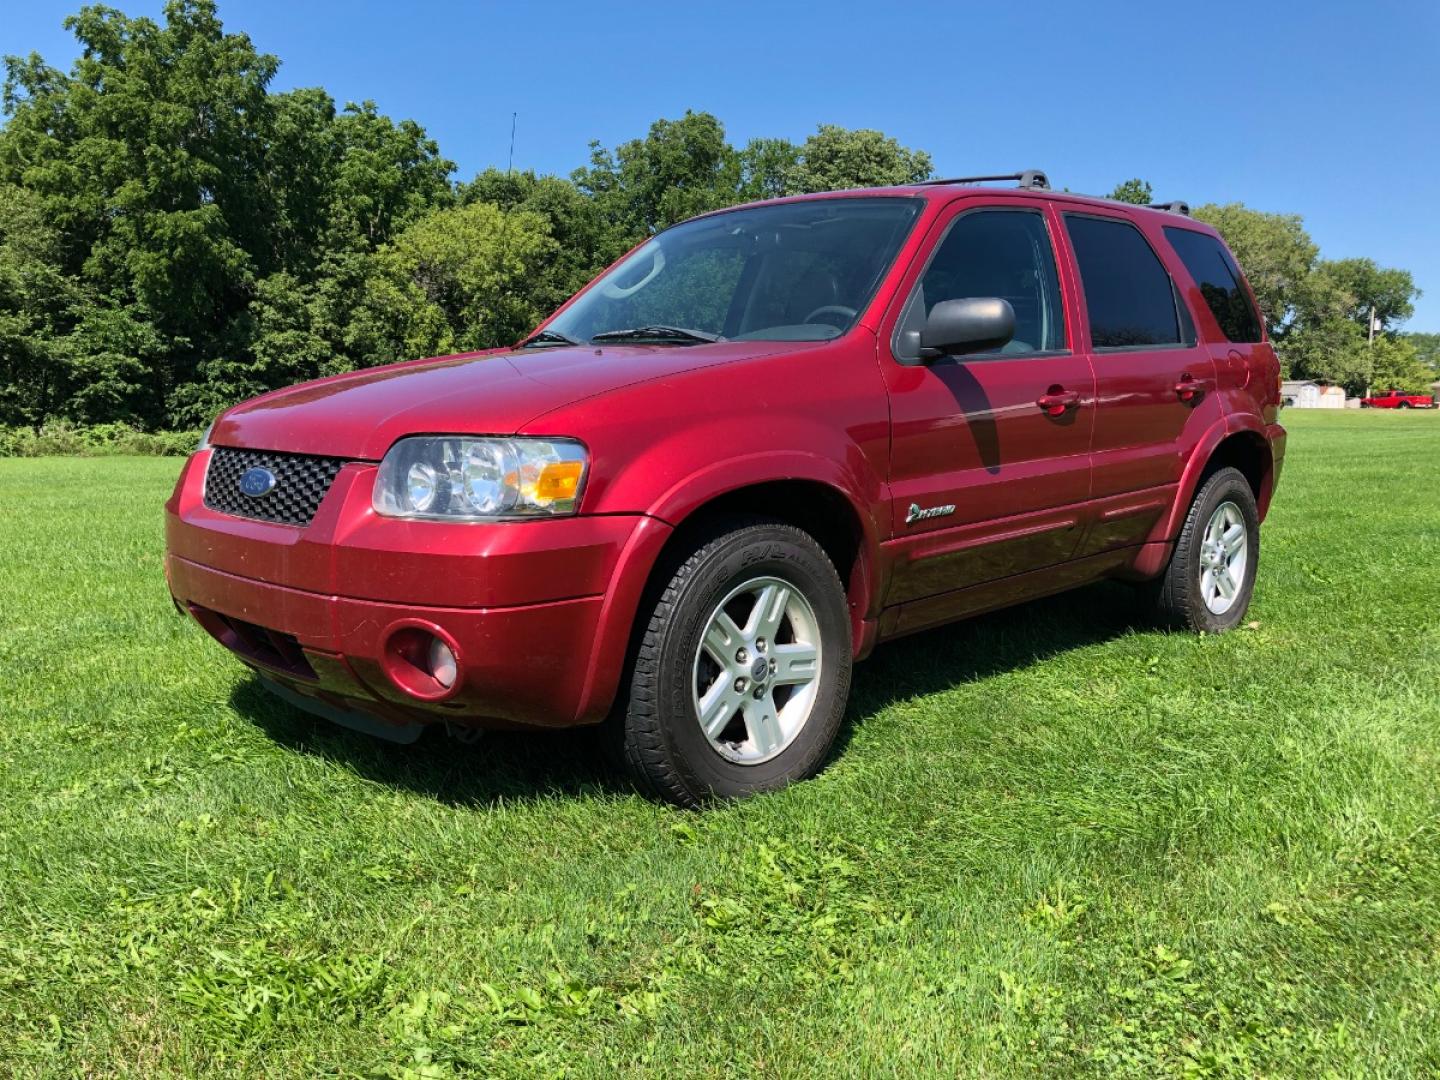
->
[165,451,671,734]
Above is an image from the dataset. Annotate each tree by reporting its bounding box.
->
[1403,331,1440,376]
[1368,334,1433,393]
[460,168,606,310]
[790,125,932,193]
[1108,178,1153,205]
[736,137,801,202]
[1,1,458,427]
[325,101,455,252]
[363,201,557,360]
[1283,318,1371,391]
[0,183,74,425]
[1,0,281,422]
[572,111,740,248]
[1307,257,1418,333]
[1192,203,1318,341]
[569,116,934,254]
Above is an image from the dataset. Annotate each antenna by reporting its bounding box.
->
[508,112,517,173]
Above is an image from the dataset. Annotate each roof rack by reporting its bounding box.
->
[917,170,1050,192]
[1148,200,1191,216]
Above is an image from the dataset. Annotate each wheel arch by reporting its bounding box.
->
[672,474,866,584]
[571,466,884,727]
[650,473,879,653]
[1158,418,1275,545]
[1200,429,1275,519]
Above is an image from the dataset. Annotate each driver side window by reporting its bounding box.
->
[895,209,1066,361]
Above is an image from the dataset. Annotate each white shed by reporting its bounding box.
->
[1281,380,1346,409]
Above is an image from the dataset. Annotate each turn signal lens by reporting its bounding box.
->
[532,460,584,504]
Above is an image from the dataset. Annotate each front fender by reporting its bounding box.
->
[567,441,886,724]
[650,443,887,615]
[649,447,881,535]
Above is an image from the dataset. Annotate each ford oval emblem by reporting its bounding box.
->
[239,466,277,498]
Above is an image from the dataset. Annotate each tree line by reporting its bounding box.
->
[1,2,1432,433]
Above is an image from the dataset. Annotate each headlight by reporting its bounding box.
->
[373,437,588,520]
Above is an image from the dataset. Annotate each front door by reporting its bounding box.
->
[880,202,1095,606]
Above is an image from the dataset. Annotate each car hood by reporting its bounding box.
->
[210,340,813,460]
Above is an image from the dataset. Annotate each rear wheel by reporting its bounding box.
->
[613,519,851,807]
[1145,466,1259,633]
[1398,400,1412,409]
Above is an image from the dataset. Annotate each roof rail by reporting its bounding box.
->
[917,170,1050,192]
[1148,200,1191,216]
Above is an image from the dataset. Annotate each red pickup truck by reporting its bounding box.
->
[1361,389,1435,409]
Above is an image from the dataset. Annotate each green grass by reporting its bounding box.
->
[1,410,1437,1077]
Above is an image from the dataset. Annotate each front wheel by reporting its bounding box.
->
[1145,466,1260,633]
[612,519,852,806]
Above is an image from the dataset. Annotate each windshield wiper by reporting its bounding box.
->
[590,325,723,345]
[520,329,582,348]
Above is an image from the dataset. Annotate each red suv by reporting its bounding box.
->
[166,170,1286,806]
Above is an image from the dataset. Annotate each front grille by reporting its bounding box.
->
[204,447,346,527]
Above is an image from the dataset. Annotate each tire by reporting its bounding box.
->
[1398,401,1411,409]
[1145,466,1260,633]
[611,518,852,807]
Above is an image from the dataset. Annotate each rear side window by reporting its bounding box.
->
[1064,215,1182,348]
[1164,227,1262,342]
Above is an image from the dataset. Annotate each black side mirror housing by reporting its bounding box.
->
[915,297,1016,360]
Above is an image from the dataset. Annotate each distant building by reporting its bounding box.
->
[1281,380,1347,409]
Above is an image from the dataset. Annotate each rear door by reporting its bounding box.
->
[1060,210,1222,556]
[879,200,1095,605]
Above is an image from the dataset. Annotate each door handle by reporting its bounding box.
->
[1036,388,1080,417]
[1174,374,1209,402]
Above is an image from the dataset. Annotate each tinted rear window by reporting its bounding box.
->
[1064,215,1181,348]
[1164,227,1262,342]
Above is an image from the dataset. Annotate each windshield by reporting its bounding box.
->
[541,197,923,345]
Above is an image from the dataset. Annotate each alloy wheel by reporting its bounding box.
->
[691,576,822,764]
[1198,500,1248,615]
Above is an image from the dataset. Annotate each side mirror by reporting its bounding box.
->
[916,297,1015,360]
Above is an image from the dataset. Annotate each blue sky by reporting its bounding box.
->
[6,0,1439,329]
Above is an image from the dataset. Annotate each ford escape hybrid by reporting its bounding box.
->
[165,169,1286,806]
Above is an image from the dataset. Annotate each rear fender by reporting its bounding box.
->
[1148,413,1273,547]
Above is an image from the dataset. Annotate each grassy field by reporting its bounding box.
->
[1,410,1437,1077]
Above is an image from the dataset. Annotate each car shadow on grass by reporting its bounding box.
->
[232,580,1147,808]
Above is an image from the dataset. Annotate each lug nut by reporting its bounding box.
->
[755,637,766,653]
[735,647,748,664]
[734,677,748,692]
[752,685,766,699]
[769,658,777,674]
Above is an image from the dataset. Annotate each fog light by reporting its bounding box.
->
[380,622,463,701]
[428,637,457,689]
